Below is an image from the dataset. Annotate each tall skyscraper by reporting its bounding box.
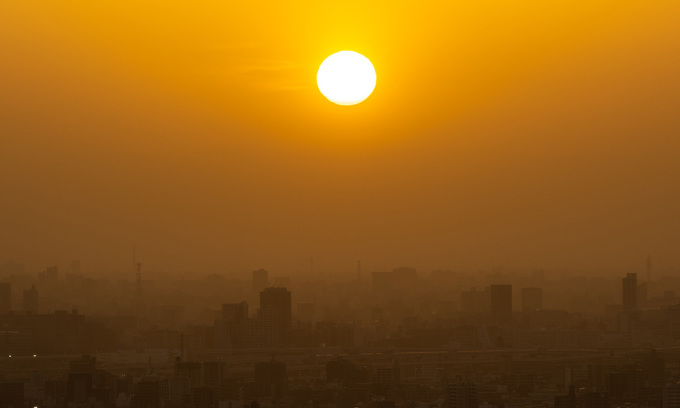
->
[260,287,292,334]
[521,287,543,312]
[66,355,96,407]
[490,285,512,323]
[0,282,11,314]
[622,273,637,311]
[220,302,249,348]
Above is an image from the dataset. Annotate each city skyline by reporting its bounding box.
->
[2,1,680,406]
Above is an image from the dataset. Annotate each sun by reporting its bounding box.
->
[317,51,376,106]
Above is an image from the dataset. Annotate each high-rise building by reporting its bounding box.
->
[66,355,96,407]
[522,287,543,312]
[260,287,292,333]
[0,282,10,314]
[23,285,38,313]
[219,302,250,348]
[444,383,478,408]
[252,269,269,297]
[622,273,637,311]
[490,285,512,323]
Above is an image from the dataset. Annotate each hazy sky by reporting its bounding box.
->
[2,1,679,275]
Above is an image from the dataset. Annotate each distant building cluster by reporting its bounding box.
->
[2,259,680,407]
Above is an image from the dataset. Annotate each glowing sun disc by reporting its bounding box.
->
[317,51,376,105]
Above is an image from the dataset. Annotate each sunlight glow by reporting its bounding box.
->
[317,51,376,106]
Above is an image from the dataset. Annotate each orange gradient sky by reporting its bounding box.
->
[2,1,680,275]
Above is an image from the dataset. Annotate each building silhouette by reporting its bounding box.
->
[623,273,637,311]
[218,302,249,349]
[260,287,292,334]
[66,355,96,408]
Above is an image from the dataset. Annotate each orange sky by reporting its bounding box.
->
[2,1,679,275]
